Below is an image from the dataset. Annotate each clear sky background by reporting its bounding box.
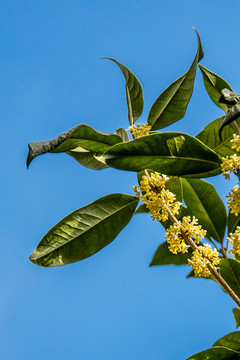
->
[1,1,240,359]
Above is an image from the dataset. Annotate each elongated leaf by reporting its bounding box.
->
[182,178,227,243]
[67,150,109,170]
[147,29,204,130]
[150,241,193,266]
[199,64,233,112]
[187,331,240,360]
[228,211,240,235]
[27,124,122,168]
[196,116,240,157]
[219,103,240,139]
[115,127,130,142]
[30,193,139,267]
[103,58,144,124]
[103,132,222,178]
[220,259,240,298]
[233,309,240,328]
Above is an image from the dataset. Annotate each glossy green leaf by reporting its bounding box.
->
[103,132,222,178]
[213,331,240,352]
[187,346,239,360]
[220,259,240,298]
[196,116,240,157]
[228,211,240,235]
[29,193,139,267]
[150,241,193,266]
[187,331,240,360]
[199,64,233,112]
[233,309,240,328]
[182,178,227,243]
[147,29,204,130]
[219,103,240,139]
[103,58,144,124]
[27,124,122,168]
[115,127,130,142]
[67,150,109,170]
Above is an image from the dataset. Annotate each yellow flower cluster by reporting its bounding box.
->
[166,216,207,254]
[128,123,151,139]
[221,154,240,179]
[133,172,181,222]
[187,244,220,278]
[231,134,240,152]
[227,184,240,215]
[227,226,240,257]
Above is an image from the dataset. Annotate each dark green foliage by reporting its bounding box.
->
[30,194,139,267]
[147,29,204,130]
[150,241,193,266]
[182,178,227,243]
[220,259,240,298]
[199,65,233,112]
[27,124,122,168]
[196,116,240,157]
[187,331,240,359]
[102,58,144,124]
[233,309,240,328]
[103,132,221,177]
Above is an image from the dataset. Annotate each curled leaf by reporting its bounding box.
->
[219,88,240,105]
[219,103,240,140]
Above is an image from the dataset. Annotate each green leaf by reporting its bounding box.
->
[147,28,204,130]
[187,331,240,359]
[187,347,239,360]
[102,58,144,124]
[103,132,222,178]
[228,211,240,235]
[67,150,109,170]
[115,127,130,142]
[135,203,148,214]
[196,116,240,157]
[219,103,240,139]
[220,259,240,298]
[27,124,122,168]
[29,193,139,267]
[233,309,240,328]
[182,178,227,243]
[199,64,233,112]
[150,241,193,266]
[213,331,240,352]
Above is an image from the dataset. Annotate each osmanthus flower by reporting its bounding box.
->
[133,172,181,222]
[127,123,151,138]
[187,244,220,278]
[227,226,240,257]
[227,183,240,216]
[221,154,240,179]
[165,216,207,254]
[231,134,240,153]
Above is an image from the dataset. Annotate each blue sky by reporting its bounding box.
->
[1,1,240,359]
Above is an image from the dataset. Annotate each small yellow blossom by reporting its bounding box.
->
[221,154,240,179]
[231,134,240,152]
[166,216,207,254]
[133,172,181,222]
[227,226,240,257]
[128,123,151,139]
[227,183,240,216]
[188,244,220,278]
